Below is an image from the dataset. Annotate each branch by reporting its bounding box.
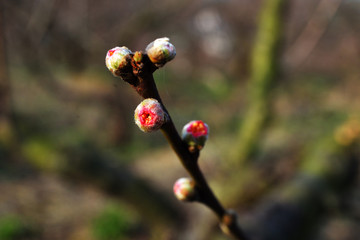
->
[105,40,249,239]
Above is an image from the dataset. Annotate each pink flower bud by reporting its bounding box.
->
[134,98,168,132]
[105,46,132,76]
[145,37,176,67]
[181,120,209,150]
[173,178,197,201]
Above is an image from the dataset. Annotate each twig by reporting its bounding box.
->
[107,48,249,239]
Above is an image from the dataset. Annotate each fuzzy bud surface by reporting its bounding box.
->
[105,46,132,75]
[182,120,209,150]
[134,98,168,132]
[145,37,176,67]
[173,178,196,201]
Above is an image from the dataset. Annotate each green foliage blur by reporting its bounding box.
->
[0,215,31,240]
[92,203,135,240]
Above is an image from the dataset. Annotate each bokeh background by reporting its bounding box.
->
[1,0,360,239]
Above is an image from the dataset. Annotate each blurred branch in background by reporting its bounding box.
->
[216,0,289,213]
[231,0,288,167]
[284,0,344,71]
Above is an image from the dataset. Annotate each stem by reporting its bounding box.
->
[124,52,249,240]
[161,119,226,217]
[162,121,249,240]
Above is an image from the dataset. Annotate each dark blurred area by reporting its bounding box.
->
[1,0,360,239]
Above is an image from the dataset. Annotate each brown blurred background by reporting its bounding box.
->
[1,0,360,239]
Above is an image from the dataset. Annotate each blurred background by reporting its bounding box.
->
[1,0,360,239]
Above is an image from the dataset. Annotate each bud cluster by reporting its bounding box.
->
[105,37,176,78]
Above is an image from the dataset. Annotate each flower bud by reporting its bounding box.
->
[173,178,197,201]
[105,46,132,76]
[182,120,209,151]
[145,37,176,67]
[134,98,168,132]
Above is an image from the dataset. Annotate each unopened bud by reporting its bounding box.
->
[145,37,176,67]
[134,98,168,132]
[173,178,197,201]
[182,120,209,151]
[105,46,132,76]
